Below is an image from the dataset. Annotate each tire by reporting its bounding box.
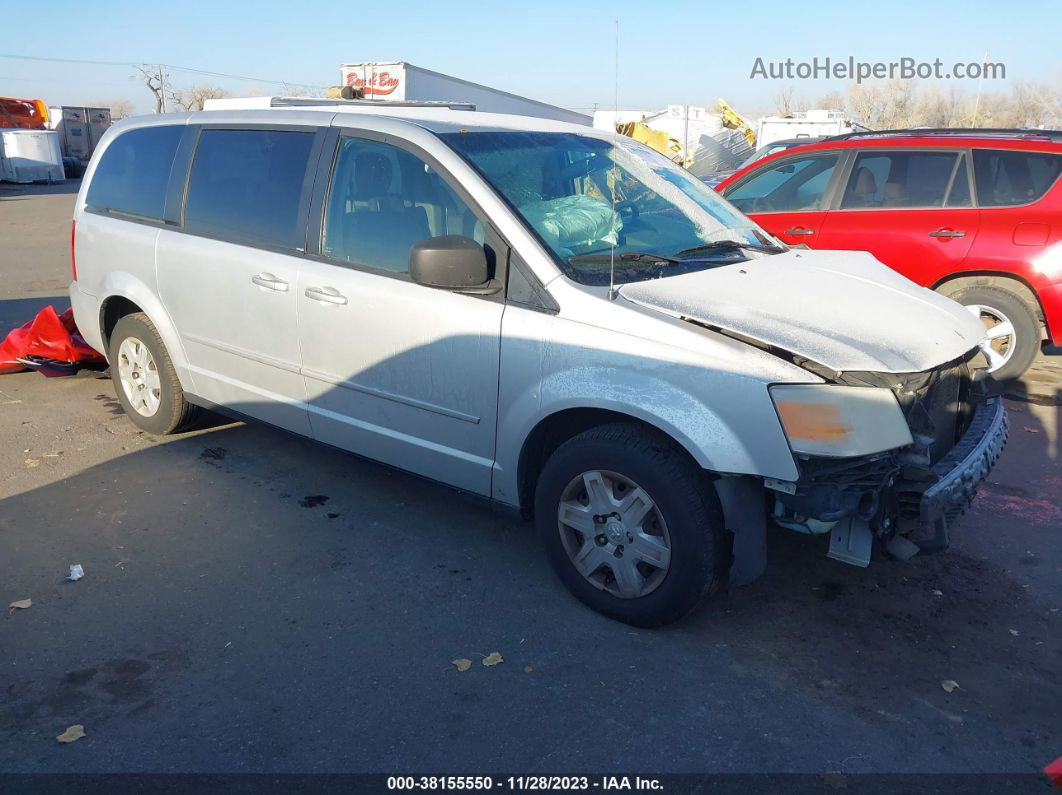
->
[108,313,198,435]
[534,422,728,627]
[947,285,1040,381]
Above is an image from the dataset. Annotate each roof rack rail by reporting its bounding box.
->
[824,128,1062,143]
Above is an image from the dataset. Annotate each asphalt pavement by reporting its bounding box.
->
[1,181,1059,780]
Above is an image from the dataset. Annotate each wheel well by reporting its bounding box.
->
[517,408,689,516]
[933,273,1044,324]
[100,296,143,352]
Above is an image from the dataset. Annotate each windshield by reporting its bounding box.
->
[440,131,781,285]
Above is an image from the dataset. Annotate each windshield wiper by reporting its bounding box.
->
[568,251,682,265]
[672,240,785,259]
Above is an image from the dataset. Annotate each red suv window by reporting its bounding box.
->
[840,151,968,209]
[972,149,1062,206]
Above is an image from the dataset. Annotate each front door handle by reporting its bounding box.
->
[784,228,814,236]
[304,286,348,306]
[929,229,966,238]
[251,273,289,291]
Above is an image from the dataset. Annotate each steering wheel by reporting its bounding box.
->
[748,196,779,213]
[615,200,639,222]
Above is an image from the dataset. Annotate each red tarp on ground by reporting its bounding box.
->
[0,306,106,374]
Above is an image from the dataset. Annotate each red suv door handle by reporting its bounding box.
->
[784,228,814,236]
[929,228,966,239]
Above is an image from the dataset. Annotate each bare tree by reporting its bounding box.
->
[773,85,796,116]
[844,82,881,128]
[88,98,134,119]
[915,85,963,127]
[169,85,232,112]
[134,65,169,113]
[283,84,325,98]
[814,91,845,111]
[836,77,1062,131]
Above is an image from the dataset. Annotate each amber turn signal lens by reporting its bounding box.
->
[774,400,849,442]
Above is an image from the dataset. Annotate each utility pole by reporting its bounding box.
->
[683,104,690,169]
[159,65,168,113]
[970,50,988,126]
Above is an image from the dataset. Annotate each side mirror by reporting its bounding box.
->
[409,235,490,290]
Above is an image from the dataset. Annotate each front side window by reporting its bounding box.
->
[322,137,483,274]
[726,154,839,214]
[840,151,962,209]
[184,128,315,250]
[973,149,1062,207]
[443,131,777,286]
[86,125,183,220]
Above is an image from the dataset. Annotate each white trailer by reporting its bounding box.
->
[46,106,112,162]
[338,61,591,126]
[755,109,868,148]
[0,129,64,183]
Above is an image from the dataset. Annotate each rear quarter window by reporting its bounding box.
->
[86,126,183,220]
[973,149,1062,207]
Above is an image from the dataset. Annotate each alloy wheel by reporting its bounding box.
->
[965,303,1016,373]
[117,336,162,417]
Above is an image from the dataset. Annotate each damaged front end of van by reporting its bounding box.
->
[620,249,1008,575]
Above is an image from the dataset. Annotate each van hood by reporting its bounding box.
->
[618,249,986,374]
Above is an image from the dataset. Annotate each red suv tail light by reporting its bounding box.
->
[70,219,77,281]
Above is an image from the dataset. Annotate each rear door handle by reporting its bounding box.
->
[929,229,966,238]
[304,286,348,306]
[251,273,289,291]
[784,228,814,236]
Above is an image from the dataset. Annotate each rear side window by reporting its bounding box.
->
[184,129,315,250]
[973,150,1062,207]
[86,126,183,220]
[841,151,962,209]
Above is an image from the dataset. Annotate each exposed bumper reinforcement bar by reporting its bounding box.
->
[915,396,1008,552]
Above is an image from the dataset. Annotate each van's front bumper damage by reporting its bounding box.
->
[913,396,1008,552]
[768,394,1007,567]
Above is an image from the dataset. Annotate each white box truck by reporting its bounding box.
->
[338,61,590,126]
[755,109,868,148]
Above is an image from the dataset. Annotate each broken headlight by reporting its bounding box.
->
[770,384,913,458]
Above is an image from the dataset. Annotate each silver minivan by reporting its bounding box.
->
[70,103,1007,626]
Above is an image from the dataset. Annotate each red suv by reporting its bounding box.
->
[716,129,1062,380]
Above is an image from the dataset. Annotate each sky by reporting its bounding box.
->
[2,0,1060,117]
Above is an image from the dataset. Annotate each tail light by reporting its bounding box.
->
[70,219,77,281]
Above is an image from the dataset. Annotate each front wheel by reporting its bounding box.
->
[534,423,729,627]
[948,285,1040,381]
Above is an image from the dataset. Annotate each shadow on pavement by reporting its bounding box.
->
[0,295,71,334]
[1,380,1059,774]
[0,180,81,200]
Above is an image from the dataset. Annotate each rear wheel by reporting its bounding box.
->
[948,285,1040,381]
[534,423,728,627]
[109,313,198,435]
